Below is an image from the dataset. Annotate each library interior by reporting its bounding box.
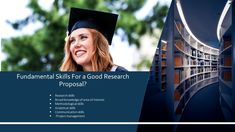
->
[138,0,234,126]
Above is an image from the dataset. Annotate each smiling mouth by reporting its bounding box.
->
[75,50,86,57]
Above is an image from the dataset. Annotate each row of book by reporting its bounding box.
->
[175,68,217,85]
[175,39,218,60]
[211,55,218,60]
[204,73,211,79]
[174,54,218,67]
[161,42,168,91]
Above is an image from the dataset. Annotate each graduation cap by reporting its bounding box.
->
[68,7,118,45]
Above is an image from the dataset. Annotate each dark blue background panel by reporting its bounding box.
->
[0,72,149,122]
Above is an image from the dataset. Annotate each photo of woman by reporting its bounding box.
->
[60,8,128,72]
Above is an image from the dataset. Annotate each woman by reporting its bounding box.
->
[60,8,127,72]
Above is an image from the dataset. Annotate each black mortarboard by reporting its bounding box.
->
[68,7,118,45]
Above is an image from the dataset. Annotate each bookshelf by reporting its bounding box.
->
[139,0,234,124]
[173,19,219,117]
[160,40,168,91]
[155,49,159,81]
[218,0,234,121]
[219,28,233,121]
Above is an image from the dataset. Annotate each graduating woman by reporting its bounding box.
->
[60,8,127,71]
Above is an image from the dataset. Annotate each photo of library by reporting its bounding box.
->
[138,0,234,131]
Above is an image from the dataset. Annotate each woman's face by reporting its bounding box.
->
[69,28,95,68]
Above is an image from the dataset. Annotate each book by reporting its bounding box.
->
[224,71,231,81]
[175,39,184,51]
[191,48,196,56]
[162,53,167,59]
[162,61,166,66]
[162,43,167,51]
[224,56,232,66]
[174,69,181,84]
[174,90,181,101]
[175,55,183,66]
[162,67,166,74]
[176,22,184,31]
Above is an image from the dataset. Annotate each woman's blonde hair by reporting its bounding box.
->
[60,29,113,71]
